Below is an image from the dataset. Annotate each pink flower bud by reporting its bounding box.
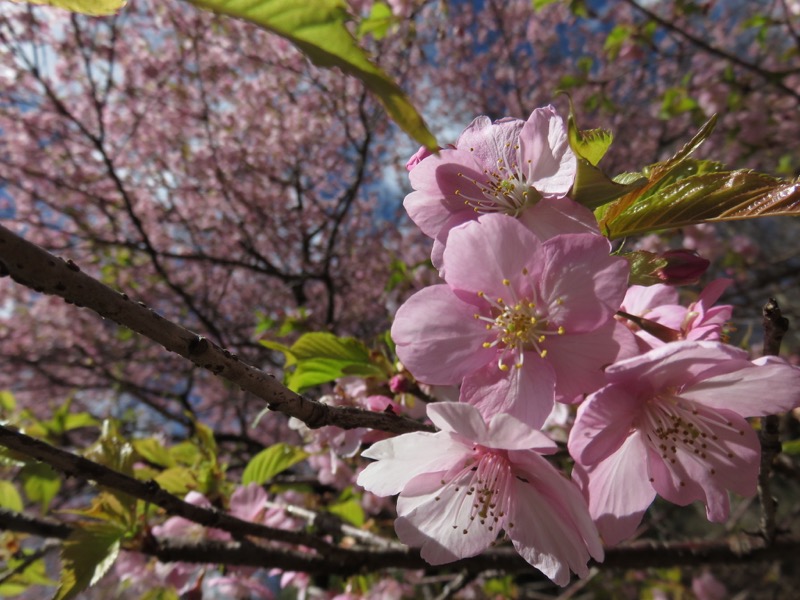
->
[657,249,710,285]
[388,374,409,393]
[405,145,436,171]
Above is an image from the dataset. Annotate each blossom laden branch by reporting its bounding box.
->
[0,223,432,435]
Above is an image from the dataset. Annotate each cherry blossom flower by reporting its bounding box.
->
[568,341,800,546]
[392,213,631,427]
[403,106,597,270]
[357,402,603,586]
[620,280,732,350]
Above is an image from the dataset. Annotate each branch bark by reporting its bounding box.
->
[0,223,432,436]
[758,298,790,543]
[4,507,800,578]
[0,424,331,551]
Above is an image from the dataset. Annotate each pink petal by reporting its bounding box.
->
[229,483,268,522]
[455,115,525,170]
[621,284,679,317]
[605,341,750,392]
[539,233,628,332]
[427,402,488,441]
[404,149,484,237]
[517,197,599,241]
[519,106,576,198]
[392,285,494,385]
[569,384,641,465]
[680,357,800,417]
[358,432,468,497]
[443,214,543,298]
[487,413,559,452]
[394,470,498,564]
[647,407,759,522]
[508,451,603,585]
[460,357,556,430]
[544,321,631,404]
[571,433,656,546]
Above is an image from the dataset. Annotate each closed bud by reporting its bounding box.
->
[657,249,710,285]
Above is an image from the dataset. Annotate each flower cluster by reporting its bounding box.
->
[358,106,800,585]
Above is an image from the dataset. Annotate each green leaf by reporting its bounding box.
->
[169,441,202,466]
[600,169,800,239]
[55,522,124,600]
[140,589,181,600]
[62,412,99,431]
[21,462,61,513]
[597,116,720,234]
[21,0,126,15]
[566,99,613,166]
[782,439,800,455]
[572,158,647,210]
[0,480,23,512]
[327,488,365,526]
[357,1,393,40]
[0,553,56,597]
[622,250,669,286]
[77,491,135,529]
[659,87,698,119]
[183,0,436,149]
[566,98,643,211]
[133,438,176,468]
[531,0,560,9]
[154,467,197,495]
[604,24,632,60]
[242,443,308,485]
[0,390,16,412]
[269,332,386,392]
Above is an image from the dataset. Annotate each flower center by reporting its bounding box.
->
[436,446,514,535]
[454,144,541,217]
[473,273,565,371]
[641,392,745,486]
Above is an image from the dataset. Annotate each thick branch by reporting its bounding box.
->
[758,298,790,543]
[0,424,329,551]
[0,508,72,539]
[4,508,799,578]
[0,223,432,435]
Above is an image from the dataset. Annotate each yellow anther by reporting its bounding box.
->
[540,350,548,358]
[473,313,480,319]
[482,342,492,348]
[477,291,485,297]
[502,278,510,286]
[556,298,564,305]
[499,363,509,372]
[557,326,565,335]
[530,317,537,325]
[485,324,492,330]
[527,302,535,308]
[538,335,546,343]
[522,267,528,275]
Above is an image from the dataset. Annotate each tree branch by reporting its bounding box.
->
[758,297,790,543]
[0,223,432,435]
[3,506,799,579]
[0,424,331,551]
[623,0,800,103]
